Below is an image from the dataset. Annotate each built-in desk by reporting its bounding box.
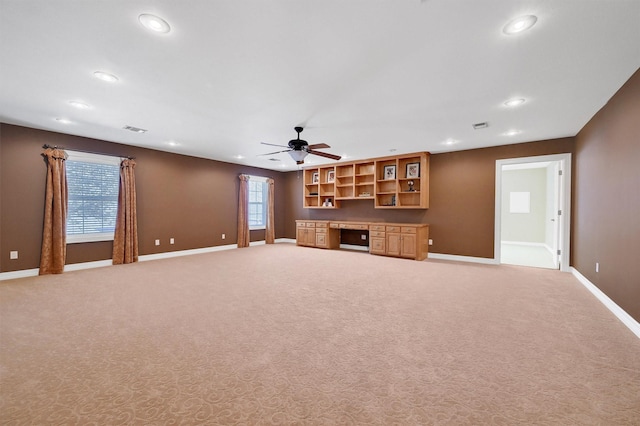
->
[295,220,429,261]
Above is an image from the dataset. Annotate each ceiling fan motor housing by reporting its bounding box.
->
[288,139,308,151]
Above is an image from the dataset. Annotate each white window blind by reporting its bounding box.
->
[248,176,268,230]
[66,151,121,243]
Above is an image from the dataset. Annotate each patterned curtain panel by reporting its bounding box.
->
[112,159,138,264]
[39,148,68,275]
[265,178,275,244]
[237,174,250,248]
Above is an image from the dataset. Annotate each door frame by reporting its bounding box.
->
[494,153,572,272]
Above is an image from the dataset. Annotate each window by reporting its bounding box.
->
[248,176,268,230]
[65,151,120,243]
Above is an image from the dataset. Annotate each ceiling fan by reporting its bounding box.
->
[260,127,341,165]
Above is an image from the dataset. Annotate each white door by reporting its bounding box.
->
[495,154,572,272]
[550,162,561,269]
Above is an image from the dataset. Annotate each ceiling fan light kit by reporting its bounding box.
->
[260,127,341,165]
[288,150,308,164]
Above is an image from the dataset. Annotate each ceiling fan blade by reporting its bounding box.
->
[307,150,341,161]
[307,143,330,150]
[260,142,289,148]
[258,149,291,156]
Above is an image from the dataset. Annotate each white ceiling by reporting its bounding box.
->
[1,1,638,171]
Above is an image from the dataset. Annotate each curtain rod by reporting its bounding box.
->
[42,144,135,160]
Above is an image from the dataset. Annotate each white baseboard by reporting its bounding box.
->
[276,238,296,244]
[571,267,640,339]
[501,241,546,247]
[0,268,40,280]
[139,243,238,262]
[428,254,639,339]
[502,241,555,256]
[339,244,369,252]
[428,252,499,265]
[65,259,113,271]
[0,239,296,281]
[0,259,114,280]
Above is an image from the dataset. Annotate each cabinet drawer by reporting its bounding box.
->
[316,228,327,233]
[370,230,386,238]
[401,227,417,234]
[315,222,329,229]
[386,226,400,232]
[330,223,340,229]
[305,222,316,227]
[340,223,368,230]
[297,222,306,228]
[370,225,385,231]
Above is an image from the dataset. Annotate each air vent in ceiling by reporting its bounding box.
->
[472,122,489,130]
[268,158,281,161]
[123,125,147,133]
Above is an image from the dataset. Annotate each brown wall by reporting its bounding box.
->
[573,69,640,321]
[286,138,574,259]
[0,124,288,272]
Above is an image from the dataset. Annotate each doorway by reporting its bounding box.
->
[495,154,571,271]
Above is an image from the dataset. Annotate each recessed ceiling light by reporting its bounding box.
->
[138,14,171,34]
[69,100,90,109]
[503,15,537,35]
[442,139,459,146]
[93,71,119,83]
[165,141,179,146]
[503,130,522,136]
[234,155,244,159]
[504,98,526,107]
[55,118,72,124]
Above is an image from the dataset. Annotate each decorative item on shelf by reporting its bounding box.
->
[312,172,319,184]
[359,192,371,197]
[407,180,415,192]
[327,170,335,183]
[309,192,318,196]
[384,165,396,180]
[322,198,333,207]
[391,195,396,206]
[406,162,420,178]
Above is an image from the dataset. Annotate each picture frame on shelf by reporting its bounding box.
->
[327,170,335,183]
[311,172,319,184]
[384,165,396,180]
[406,162,420,178]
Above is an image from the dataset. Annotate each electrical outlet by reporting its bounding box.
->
[170,238,175,244]
[361,234,366,240]
[222,234,226,240]
[428,239,433,246]
[155,239,160,246]
[10,251,18,260]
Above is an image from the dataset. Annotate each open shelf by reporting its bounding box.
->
[303,152,429,209]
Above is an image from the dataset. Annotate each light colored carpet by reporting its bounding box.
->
[1,243,639,425]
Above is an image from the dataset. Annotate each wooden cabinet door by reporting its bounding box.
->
[296,227,305,245]
[386,233,401,256]
[400,232,417,258]
[370,237,385,254]
[315,231,327,248]
[305,228,315,246]
[297,227,315,246]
